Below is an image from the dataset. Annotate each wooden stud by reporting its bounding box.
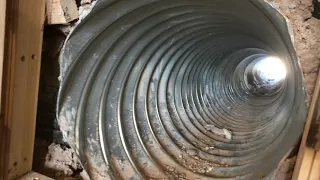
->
[296,148,315,180]
[293,69,320,180]
[0,0,7,179]
[0,0,45,179]
[309,151,320,180]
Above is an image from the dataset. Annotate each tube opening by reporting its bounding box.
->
[245,56,287,95]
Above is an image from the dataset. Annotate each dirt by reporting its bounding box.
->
[270,0,320,101]
[165,165,186,180]
[273,156,297,180]
[33,0,320,179]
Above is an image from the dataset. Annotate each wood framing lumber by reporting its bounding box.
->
[293,69,320,180]
[0,0,45,179]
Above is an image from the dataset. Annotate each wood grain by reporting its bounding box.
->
[293,69,320,180]
[0,0,45,179]
[0,0,7,179]
[309,151,320,180]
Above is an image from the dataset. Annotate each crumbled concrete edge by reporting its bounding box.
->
[55,1,97,179]
[58,0,97,80]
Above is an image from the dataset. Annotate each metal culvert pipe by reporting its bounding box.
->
[57,0,306,179]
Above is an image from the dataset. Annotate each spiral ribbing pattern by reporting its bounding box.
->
[57,0,306,179]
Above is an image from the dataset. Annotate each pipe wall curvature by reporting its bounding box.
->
[57,0,306,179]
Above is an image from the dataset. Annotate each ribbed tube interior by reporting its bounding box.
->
[57,0,306,179]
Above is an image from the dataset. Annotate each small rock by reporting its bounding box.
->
[288,4,297,9]
[205,125,232,140]
[199,169,206,174]
[204,147,215,151]
[81,0,93,5]
[168,166,175,172]
[223,129,232,140]
[186,149,198,156]
[206,167,213,172]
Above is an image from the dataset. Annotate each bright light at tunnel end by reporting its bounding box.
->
[254,56,287,83]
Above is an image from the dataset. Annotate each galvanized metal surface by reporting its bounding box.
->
[57,0,306,179]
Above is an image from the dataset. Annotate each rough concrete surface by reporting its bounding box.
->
[270,0,320,101]
[33,139,85,179]
[33,0,320,179]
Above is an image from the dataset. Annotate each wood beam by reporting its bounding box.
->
[0,0,7,178]
[293,69,320,180]
[0,0,45,179]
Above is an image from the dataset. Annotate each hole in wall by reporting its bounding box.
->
[57,0,305,179]
[37,0,316,179]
